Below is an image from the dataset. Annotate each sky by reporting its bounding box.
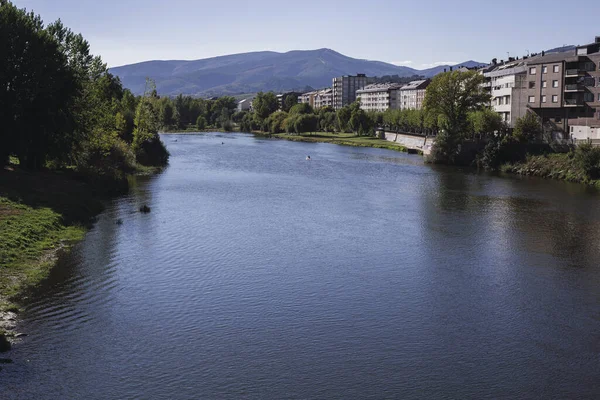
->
[12,0,600,69]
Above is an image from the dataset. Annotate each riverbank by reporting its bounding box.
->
[501,153,600,187]
[0,166,131,348]
[256,132,413,153]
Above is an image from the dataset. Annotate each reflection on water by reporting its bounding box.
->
[1,133,599,399]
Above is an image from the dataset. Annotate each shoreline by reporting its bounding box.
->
[0,166,161,350]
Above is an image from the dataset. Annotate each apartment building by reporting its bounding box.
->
[356,83,403,112]
[298,91,318,108]
[519,37,600,139]
[237,98,252,112]
[483,62,528,127]
[332,74,368,109]
[313,88,333,109]
[398,80,430,110]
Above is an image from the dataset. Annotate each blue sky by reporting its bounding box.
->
[13,0,600,68]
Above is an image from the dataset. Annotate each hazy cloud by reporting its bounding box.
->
[420,61,458,68]
[390,60,413,66]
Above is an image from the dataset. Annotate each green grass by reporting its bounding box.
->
[0,167,106,311]
[265,132,412,153]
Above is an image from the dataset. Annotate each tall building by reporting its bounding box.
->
[356,83,403,112]
[332,74,367,109]
[398,80,430,110]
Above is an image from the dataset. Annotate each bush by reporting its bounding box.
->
[135,137,170,167]
[574,143,600,179]
[266,111,288,133]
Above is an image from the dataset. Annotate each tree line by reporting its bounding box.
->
[1,0,168,180]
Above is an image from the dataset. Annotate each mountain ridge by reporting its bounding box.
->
[109,49,485,97]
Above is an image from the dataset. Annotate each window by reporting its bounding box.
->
[553,65,559,73]
[528,96,535,103]
[542,81,547,88]
[529,67,537,75]
[552,95,558,103]
[552,80,559,88]
[542,66,548,74]
[542,95,547,103]
[584,93,594,102]
[529,81,536,89]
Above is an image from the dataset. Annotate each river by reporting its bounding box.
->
[1,132,600,399]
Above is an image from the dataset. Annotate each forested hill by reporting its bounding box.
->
[109,49,484,97]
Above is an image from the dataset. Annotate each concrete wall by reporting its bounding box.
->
[384,132,435,155]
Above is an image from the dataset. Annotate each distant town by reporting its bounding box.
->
[237,36,600,142]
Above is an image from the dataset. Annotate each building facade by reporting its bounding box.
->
[483,62,528,127]
[332,74,367,109]
[298,91,317,108]
[398,80,430,110]
[518,37,600,140]
[237,98,252,112]
[356,83,402,112]
[313,88,333,109]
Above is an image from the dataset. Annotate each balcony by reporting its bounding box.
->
[564,98,584,107]
[565,69,585,77]
[564,84,585,92]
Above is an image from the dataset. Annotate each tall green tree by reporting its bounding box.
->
[423,70,490,163]
[252,92,279,120]
[282,93,299,112]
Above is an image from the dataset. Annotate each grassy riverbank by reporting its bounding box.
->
[258,132,412,153]
[501,153,600,187]
[0,167,115,347]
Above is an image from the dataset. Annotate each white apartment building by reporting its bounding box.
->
[483,62,528,127]
[356,83,403,112]
[237,98,252,112]
[398,80,430,110]
[313,88,333,109]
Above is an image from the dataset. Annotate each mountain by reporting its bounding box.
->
[109,49,482,97]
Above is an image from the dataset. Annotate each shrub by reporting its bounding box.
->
[574,142,600,179]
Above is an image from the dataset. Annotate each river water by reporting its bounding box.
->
[1,132,600,399]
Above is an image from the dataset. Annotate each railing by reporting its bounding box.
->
[565,84,584,91]
[565,69,581,76]
[564,98,583,106]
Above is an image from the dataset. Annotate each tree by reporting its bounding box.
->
[196,115,206,130]
[0,3,79,169]
[252,92,279,120]
[282,93,299,112]
[467,108,503,138]
[513,112,542,143]
[289,102,314,115]
[423,70,490,164]
[132,79,169,166]
[293,114,318,133]
[349,108,372,135]
[266,111,288,133]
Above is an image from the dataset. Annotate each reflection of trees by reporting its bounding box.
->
[421,168,600,269]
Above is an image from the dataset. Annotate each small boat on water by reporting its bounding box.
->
[306,155,311,160]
